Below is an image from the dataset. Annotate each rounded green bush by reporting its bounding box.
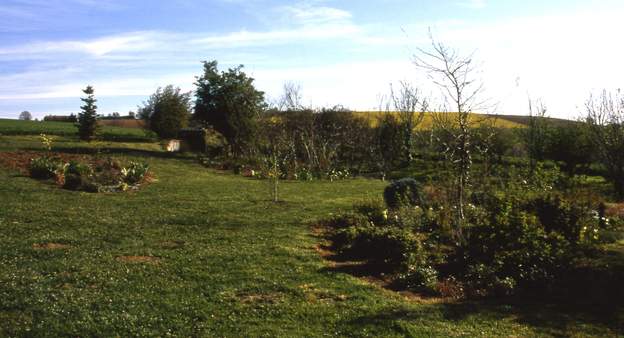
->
[383,178,424,209]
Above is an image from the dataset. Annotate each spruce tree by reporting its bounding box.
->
[78,85,99,141]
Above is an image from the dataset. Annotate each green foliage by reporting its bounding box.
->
[545,124,593,175]
[194,60,265,157]
[178,127,226,155]
[28,156,62,179]
[77,85,99,141]
[528,194,590,243]
[63,161,94,191]
[120,162,149,185]
[19,111,32,121]
[139,85,191,139]
[332,224,426,270]
[375,113,406,175]
[458,203,571,295]
[383,178,424,209]
[353,198,387,225]
[399,264,439,293]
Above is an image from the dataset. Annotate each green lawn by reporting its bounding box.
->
[0,134,622,336]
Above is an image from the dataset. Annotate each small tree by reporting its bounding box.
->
[77,85,99,141]
[258,115,290,202]
[390,82,426,164]
[278,81,304,111]
[19,111,32,121]
[414,34,485,232]
[194,60,266,158]
[138,85,191,139]
[545,124,593,176]
[585,90,624,197]
[374,112,405,180]
[525,99,550,173]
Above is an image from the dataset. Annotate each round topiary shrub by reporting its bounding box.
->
[383,178,424,209]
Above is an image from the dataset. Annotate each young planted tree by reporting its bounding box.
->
[414,34,485,233]
[585,90,624,197]
[77,85,99,141]
[138,85,191,139]
[258,114,291,202]
[194,60,265,158]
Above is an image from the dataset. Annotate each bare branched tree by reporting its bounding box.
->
[390,81,427,163]
[414,32,485,233]
[585,90,624,197]
[279,81,304,111]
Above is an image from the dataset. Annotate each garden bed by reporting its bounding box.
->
[0,151,153,193]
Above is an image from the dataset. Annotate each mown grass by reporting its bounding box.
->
[0,134,622,336]
[0,119,154,142]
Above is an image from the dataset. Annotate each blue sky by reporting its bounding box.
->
[1,0,623,119]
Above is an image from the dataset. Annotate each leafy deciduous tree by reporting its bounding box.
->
[138,85,191,139]
[19,111,32,121]
[194,60,266,158]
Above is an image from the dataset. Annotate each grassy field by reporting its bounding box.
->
[0,119,154,142]
[0,121,622,336]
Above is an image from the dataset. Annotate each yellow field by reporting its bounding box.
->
[353,111,525,130]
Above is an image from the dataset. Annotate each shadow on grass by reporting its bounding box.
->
[25,146,194,160]
[343,300,623,336]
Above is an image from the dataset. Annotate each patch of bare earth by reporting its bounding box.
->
[237,292,284,305]
[0,151,87,175]
[32,243,71,250]
[116,255,161,264]
[299,283,349,303]
[160,240,185,249]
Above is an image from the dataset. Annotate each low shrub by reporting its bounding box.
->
[121,161,149,184]
[398,264,439,294]
[332,225,426,271]
[528,194,590,243]
[384,178,424,209]
[353,198,387,226]
[457,204,571,296]
[63,161,93,191]
[28,157,61,179]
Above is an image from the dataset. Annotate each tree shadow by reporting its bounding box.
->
[24,146,192,160]
[342,300,624,336]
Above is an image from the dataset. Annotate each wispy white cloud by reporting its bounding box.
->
[457,0,486,9]
[278,4,352,25]
[192,24,359,48]
[0,31,171,57]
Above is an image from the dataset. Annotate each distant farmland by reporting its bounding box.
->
[353,111,526,129]
[0,119,153,142]
[99,119,145,129]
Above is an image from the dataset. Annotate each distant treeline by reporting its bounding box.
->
[43,112,136,123]
[43,114,77,122]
